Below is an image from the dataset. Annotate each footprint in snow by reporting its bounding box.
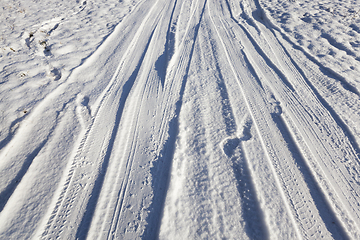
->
[49,67,61,80]
[76,94,92,128]
[222,117,253,157]
[223,137,241,157]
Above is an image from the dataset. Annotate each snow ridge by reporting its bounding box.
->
[0,0,360,239]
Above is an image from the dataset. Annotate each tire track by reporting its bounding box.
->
[226,0,360,237]
[222,117,268,240]
[102,0,208,237]
[84,0,207,239]
[159,20,248,238]
[0,99,74,214]
[208,3,302,238]
[0,0,159,238]
[159,10,269,238]
[39,0,170,238]
[41,29,155,238]
[208,0,355,238]
[252,0,360,97]
[0,98,72,211]
[74,25,160,239]
[87,1,181,238]
[199,18,268,238]
[234,0,360,150]
[146,0,209,238]
[204,3,297,239]
[2,0,359,239]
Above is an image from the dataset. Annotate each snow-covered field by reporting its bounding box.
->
[1,0,360,239]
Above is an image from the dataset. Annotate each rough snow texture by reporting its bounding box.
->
[0,0,360,239]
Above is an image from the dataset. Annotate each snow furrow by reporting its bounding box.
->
[198,18,268,239]
[84,0,207,239]
[1,0,360,239]
[208,0,359,238]
[160,19,255,238]
[38,0,170,239]
[87,2,182,239]
[203,11,298,238]
[208,3,302,239]
[227,0,360,237]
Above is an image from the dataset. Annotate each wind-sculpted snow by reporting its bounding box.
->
[1,0,360,239]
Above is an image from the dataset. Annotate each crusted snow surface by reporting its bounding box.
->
[0,0,360,239]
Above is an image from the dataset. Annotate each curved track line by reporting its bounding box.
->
[2,0,360,239]
[225,0,360,237]
[88,2,180,238]
[41,0,209,239]
[207,3,302,239]
[39,1,169,239]
[208,0,359,238]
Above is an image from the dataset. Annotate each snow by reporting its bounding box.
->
[0,0,360,239]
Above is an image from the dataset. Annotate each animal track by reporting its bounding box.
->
[269,95,282,115]
[49,67,61,80]
[222,117,253,157]
[76,94,91,128]
[22,18,64,81]
[223,137,241,157]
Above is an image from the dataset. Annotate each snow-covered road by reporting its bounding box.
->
[1,0,360,239]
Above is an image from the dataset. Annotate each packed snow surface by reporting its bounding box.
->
[1,0,360,239]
